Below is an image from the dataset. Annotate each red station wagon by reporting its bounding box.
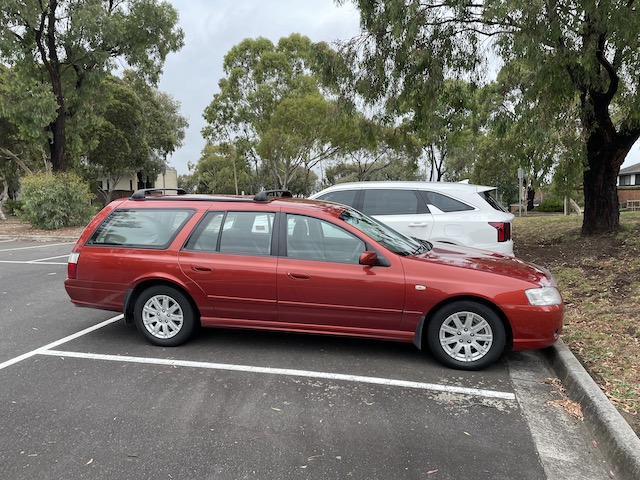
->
[64,189,563,370]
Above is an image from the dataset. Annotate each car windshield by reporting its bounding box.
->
[339,208,430,256]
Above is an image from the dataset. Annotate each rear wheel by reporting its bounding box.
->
[427,301,506,370]
[133,286,196,347]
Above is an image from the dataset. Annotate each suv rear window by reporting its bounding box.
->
[481,190,509,212]
[419,191,474,212]
[88,209,194,248]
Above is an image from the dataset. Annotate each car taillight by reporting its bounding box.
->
[68,251,79,279]
[489,222,511,242]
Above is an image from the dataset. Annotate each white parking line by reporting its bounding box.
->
[1,313,516,401]
[0,260,67,265]
[38,349,516,400]
[0,242,75,252]
[0,315,123,371]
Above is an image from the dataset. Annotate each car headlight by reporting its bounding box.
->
[525,287,562,306]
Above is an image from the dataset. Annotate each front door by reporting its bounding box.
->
[277,214,405,333]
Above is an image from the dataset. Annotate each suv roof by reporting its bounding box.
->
[314,181,497,193]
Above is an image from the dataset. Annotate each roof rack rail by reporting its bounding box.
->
[131,188,188,200]
[253,189,293,202]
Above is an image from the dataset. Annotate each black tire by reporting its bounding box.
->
[427,301,506,370]
[133,285,196,347]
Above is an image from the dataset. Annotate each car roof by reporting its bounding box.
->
[119,189,349,219]
[311,181,496,194]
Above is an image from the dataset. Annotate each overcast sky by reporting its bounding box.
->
[157,0,639,176]
[157,0,361,175]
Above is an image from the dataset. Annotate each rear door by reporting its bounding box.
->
[179,210,278,322]
[361,189,434,241]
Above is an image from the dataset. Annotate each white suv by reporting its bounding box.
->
[310,181,514,255]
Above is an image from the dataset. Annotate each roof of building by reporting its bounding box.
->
[620,162,640,174]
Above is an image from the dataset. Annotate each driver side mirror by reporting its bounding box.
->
[359,251,378,266]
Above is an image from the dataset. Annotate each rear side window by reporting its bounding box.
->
[185,211,275,256]
[88,209,194,248]
[315,189,358,207]
[481,191,509,212]
[362,189,427,215]
[419,191,474,212]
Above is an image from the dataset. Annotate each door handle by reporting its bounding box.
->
[408,222,428,227]
[287,272,311,280]
[191,265,212,272]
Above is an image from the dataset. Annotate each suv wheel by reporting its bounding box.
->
[427,301,505,370]
[133,286,196,346]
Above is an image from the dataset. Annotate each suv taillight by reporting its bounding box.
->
[489,222,511,242]
[68,251,79,279]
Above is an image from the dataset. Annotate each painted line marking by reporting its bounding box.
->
[0,312,516,401]
[0,242,74,252]
[0,260,67,265]
[38,349,516,400]
[0,315,123,371]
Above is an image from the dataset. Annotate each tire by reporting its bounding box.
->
[427,301,506,370]
[133,285,196,347]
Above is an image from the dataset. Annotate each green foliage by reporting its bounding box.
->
[4,199,23,216]
[536,198,565,213]
[343,0,640,234]
[20,172,93,229]
[0,0,184,171]
[190,143,253,195]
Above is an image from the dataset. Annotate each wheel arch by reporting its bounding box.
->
[124,279,201,326]
[414,295,513,351]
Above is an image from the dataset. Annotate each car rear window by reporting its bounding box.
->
[419,191,474,212]
[88,208,194,248]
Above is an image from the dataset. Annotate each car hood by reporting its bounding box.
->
[408,242,555,286]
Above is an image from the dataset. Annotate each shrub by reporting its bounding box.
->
[20,172,93,229]
[4,199,23,216]
[535,197,564,212]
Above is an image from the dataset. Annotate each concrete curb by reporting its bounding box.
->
[542,339,640,480]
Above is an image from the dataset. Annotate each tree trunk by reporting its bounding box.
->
[48,107,66,172]
[581,134,635,235]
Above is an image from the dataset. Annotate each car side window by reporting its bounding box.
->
[88,208,194,248]
[362,189,426,215]
[185,211,274,255]
[287,214,365,263]
[315,189,358,207]
[420,191,474,212]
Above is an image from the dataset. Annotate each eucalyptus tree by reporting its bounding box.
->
[0,0,184,172]
[203,34,348,192]
[84,78,150,202]
[339,0,640,234]
[190,143,253,195]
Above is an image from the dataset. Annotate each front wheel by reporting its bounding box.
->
[427,301,506,370]
[133,286,196,347]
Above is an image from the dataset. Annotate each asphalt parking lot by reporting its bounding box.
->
[0,239,615,479]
